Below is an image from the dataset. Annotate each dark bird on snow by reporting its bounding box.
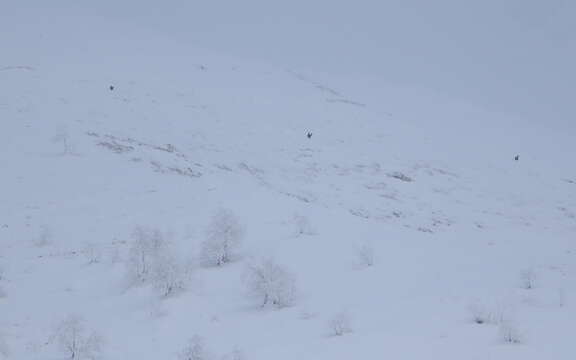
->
[109,85,114,91]
[307,132,313,139]
[514,155,519,161]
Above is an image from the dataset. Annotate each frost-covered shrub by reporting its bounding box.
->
[55,315,104,360]
[328,311,353,336]
[34,225,53,247]
[292,214,315,236]
[200,209,243,267]
[152,253,189,298]
[0,333,8,358]
[499,321,523,344]
[126,226,168,284]
[83,242,102,264]
[356,242,375,267]
[244,259,297,308]
[52,128,73,155]
[178,335,212,360]
[519,269,536,289]
[468,299,512,325]
[468,302,495,325]
[125,227,190,297]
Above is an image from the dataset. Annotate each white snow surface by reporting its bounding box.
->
[1,3,575,360]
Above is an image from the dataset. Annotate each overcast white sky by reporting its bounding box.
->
[3,0,575,128]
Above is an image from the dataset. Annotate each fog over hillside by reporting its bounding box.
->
[3,0,575,127]
[0,1,575,360]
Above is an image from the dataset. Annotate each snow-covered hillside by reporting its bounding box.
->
[1,3,575,360]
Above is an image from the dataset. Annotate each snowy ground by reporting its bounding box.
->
[1,4,575,360]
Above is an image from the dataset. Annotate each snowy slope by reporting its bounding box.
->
[1,4,576,360]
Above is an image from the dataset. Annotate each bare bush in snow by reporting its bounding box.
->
[178,335,212,360]
[499,320,523,344]
[328,311,353,336]
[520,269,535,289]
[83,242,102,264]
[126,227,190,297]
[0,334,8,358]
[152,253,189,298]
[244,259,297,308]
[54,315,104,360]
[34,225,53,247]
[356,242,375,268]
[52,128,73,155]
[200,209,243,267]
[468,302,493,324]
[126,226,168,285]
[292,214,315,236]
[468,299,512,325]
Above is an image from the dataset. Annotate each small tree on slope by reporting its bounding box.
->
[244,259,297,308]
[178,335,211,360]
[126,226,190,298]
[55,315,104,360]
[152,252,189,298]
[200,209,244,267]
[126,226,168,285]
